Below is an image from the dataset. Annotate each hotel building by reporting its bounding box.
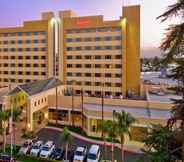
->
[0,12,55,87]
[59,5,140,97]
[0,5,140,97]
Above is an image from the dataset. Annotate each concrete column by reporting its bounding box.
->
[27,100,34,131]
[68,110,71,125]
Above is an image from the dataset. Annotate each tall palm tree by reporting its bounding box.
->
[61,127,73,160]
[97,120,109,160]
[0,110,10,152]
[114,111,136,162]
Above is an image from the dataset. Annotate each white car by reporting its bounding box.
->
[39,141,55,158]
[19,139,33,155]
[87,145,101,162]
[30,140,43,157]
[73,146,87,162]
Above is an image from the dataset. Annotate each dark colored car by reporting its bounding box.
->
[50,148,64,160]
[0,154,15,162]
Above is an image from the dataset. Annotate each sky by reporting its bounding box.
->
[0,0,174,57]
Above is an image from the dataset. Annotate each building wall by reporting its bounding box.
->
[0,14,55,87]
[59,6,141,97]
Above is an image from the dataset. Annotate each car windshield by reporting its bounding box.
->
[23,143,29,147]
[32,145,39,149]
[42,146,49,151]
[55,148,61,153]
[75,151,83,156]
[88,153,96,160]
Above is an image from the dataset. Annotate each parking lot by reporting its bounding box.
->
[36,128,142,162]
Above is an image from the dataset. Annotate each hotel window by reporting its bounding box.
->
[115,36,122,40]
[105,46,112,50]
[76,81,81,85]
[84,38,92,42]
[26,32,30,36]
[3,41,8,44]
[10,48,16,52]
[41,48,46,51]
[10,40,15,44]
[67,47,73,51]
[41,72,46,75]
[34,32,38,35]
[85,64,91,68]
[115,64,122,68]
[67,55,72,59]
[33,64,39,67]
[115,74,122,78]
[33,72,38,75]
[33,40,38,43]
[85,73,91,77]
[115,83,122,87]
[11,71,15,75]
[41,39,46,43]
[26,64,30,67]
[4,71,8,74]
[26,71,30,75]
[105,55,111,59]
[115,28,121,31]
[95,64,101,68]
[25,56,30,59]
[41,56,46,59]
[33,56,39,60]
[67,64,72,68]
[26,79,31,82]
[67,72,72,76]
[105,73,111,78]
[115,46,122,50]
[41,32,46,35]
[95,82,101,86]
[4,63,8,67]
[76,47,82,51]
[76,55,82,59]
[18,79,23,83]
[10,33,16,36]
[85,46,91,50]
[18,64,23,67]
[18,40,22,44]
[3,48,8,52]
[95,46,102,50]
[104,36,112,41]
[66,38,73,42]
[18,32,22,36]
[85,55,91,59]
[95,55,101,59]
[105,82,111,87]
[18,71,23,75]
[67,81,72,85]
[34,48,38,51]
[26,48,30,51]
[76,38,81,42]
[85,82,91,86]
[34,102,37,107]
[41,64,46,67]
[116,55,122,59]
[18,56,23,59]
[95,73,101,77]
[18,48,22,52]
[10,63,15,67]
[76,64,82,68]
[95,37,101,41]
[4,79,8,82]
[76,73,81,77]
[26,40,31,44]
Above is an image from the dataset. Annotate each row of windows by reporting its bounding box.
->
[0,39,46,44]
[67,45,121,51]
[0,78,38,83]
[0,55,46,60]
[0,71,46,75]
[0,63,46,68]
[66,36,122,42]
[67,55,122,60]
[66,27,121,34]
[67,81,122,87]
[67,72,122,78]
[34,97,47,107]
[0,31,46,37]
[67,64,122,68]
[0,47,46,52]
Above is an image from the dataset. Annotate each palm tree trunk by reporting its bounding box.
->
[65,143,68,160]
[104,139,106,161]
[121,135,124,162]
[13,124,16,150]
[3,128,6,152]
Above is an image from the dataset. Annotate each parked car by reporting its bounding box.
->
[39,141,55,158]
[19,139,33,155]
[87,145,101,162]
[73,146,87,162]
[51,148,65,160]
[30,140,43,157]
[0,154,15,162]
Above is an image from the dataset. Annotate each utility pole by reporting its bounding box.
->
[81,88,84,130]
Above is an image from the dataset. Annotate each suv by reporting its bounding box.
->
[39,141,55,158]
[73,146,87,162]
[30,140,43,157]
[19,139,33,155]
[0,154,15,162]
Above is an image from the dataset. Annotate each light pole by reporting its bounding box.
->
[71,80,75,127]
[81,88,84,131]
[112,110,116,162]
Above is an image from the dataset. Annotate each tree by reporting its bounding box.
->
[141,125,178,162]
[158,0,184,160]
[61,127,73,160]
[114,111,136,162]
[0,110,10,152]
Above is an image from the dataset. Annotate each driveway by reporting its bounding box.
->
[37,128,143,162]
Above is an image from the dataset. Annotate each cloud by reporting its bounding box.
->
[141,46,162,58]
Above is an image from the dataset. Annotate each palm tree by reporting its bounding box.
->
[114,111,136,162]
[97,120,110,160]
[0,110,10,152]
[61,127,73,160]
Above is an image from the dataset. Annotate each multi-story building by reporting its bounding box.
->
[59,5,140,97]
[0,5,141,97]
[0,12,55,87]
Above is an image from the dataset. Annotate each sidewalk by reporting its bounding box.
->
[45,126,143,154]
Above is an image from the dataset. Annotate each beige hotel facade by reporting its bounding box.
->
[0,5,140,97]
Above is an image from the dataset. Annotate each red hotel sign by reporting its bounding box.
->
[76,20,91,27]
